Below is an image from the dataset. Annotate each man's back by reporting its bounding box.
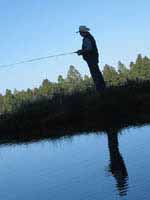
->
[82,33,99,63]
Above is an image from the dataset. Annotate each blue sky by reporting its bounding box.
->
[0,0,150,94]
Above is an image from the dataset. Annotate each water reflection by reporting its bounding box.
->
[106,128,128,196]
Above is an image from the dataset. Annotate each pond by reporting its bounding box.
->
[0,125,150,199]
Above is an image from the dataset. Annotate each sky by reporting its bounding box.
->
[0,0,150,94]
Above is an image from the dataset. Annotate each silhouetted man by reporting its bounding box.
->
[76,26,106,91]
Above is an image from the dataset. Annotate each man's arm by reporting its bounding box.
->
[77,38,92,55]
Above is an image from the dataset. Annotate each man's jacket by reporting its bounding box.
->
[82,33,99,63]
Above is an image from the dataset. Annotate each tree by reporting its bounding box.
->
[58,75,64,84]
[103,65,119,86]
[118,61,129,83]
[0,94,4,113]
[3,89,14,113]
[67,65,82,83]
[82,75,94,90]
[129,54,150,80]
[66,65,83,92]
[39,79,53,96]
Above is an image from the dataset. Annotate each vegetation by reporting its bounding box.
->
[0,54,150,114]
[0,54,150,141]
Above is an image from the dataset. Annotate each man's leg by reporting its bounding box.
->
[86,60,106,91]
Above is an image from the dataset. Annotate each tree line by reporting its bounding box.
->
[0,54,150,114]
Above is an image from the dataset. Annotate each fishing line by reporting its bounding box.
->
[0,51,76,69]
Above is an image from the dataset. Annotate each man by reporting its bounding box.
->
[76,25,106,91]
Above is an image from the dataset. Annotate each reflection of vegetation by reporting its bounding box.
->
[0,54,150,140]
[106,128,128,196]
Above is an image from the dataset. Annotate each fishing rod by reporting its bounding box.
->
[0,51,77,69]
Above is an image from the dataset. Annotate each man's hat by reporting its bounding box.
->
[76,25,90,33]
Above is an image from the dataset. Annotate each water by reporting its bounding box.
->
[0,126,150,199]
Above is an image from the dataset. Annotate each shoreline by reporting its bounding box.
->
[0,83,150,143]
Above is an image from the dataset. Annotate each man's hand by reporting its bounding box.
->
[76,50,83,56]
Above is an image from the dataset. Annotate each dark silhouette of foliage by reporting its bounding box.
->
[0,55,149,115]
[0,54,150,141]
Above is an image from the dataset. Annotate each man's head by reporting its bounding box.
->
[77,26,90,37]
